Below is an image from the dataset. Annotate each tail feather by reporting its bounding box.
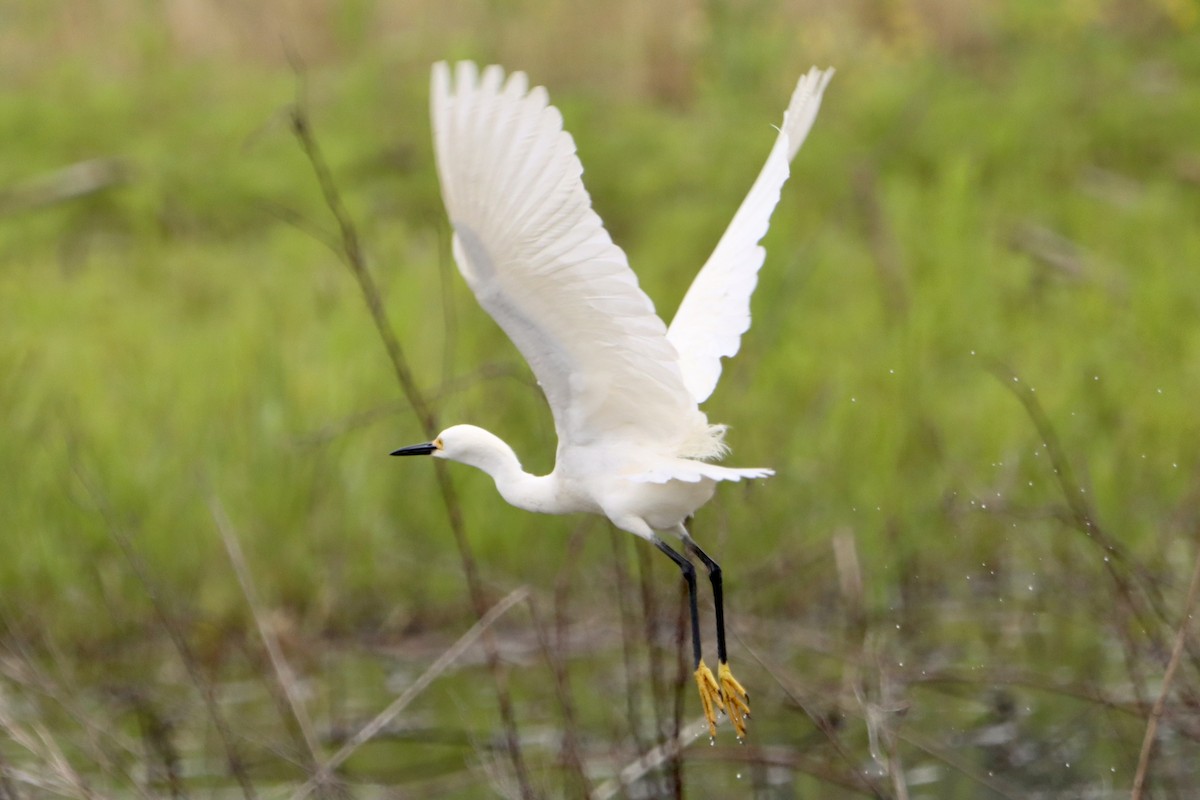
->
[629,462,774,484]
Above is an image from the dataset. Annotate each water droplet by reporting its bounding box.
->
[709,736,715,747]
[736,772,743,780]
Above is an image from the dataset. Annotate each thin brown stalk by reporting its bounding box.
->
[609,529,649,756]
[875,668,909,800]
[1131,542,1200,798]
[990,363,1165,714]
[128,693,185,800]
[743,640,890,799]
[287,75,535,798]
[0,629,148,795]
[988,364,1124,559]
[290,586,530,800]
[74,465,257,800]
[209,497,322,770]
[0,707,92,800]
[527,597,590,798]
[888,725,1025,800]
[591,718,710,800]
[0,743,20,800]
[668,583,688,800]
[549,524,593,795]
[912,668,1144,719]
[29,723,93,800]
[635,543,667,743]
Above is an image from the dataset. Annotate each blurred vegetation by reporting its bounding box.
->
[2,0,1200,796]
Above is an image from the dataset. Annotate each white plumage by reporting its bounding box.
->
[397,60,833,740]
[667,67,834,403]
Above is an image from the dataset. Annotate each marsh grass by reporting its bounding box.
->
[3,0,1200,797]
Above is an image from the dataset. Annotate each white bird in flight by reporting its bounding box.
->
[394,60,832,741]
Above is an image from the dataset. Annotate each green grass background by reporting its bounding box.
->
[2,0,1200,795]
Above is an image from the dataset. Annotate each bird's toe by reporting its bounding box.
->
[718,661,751,741]
[694,660,724,741]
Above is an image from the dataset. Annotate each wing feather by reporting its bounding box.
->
[431,62,711,453]
[666,67,834,404]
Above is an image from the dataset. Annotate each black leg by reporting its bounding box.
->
[679,530,751,739]
[682,534,727,664]
[653,537,702,669]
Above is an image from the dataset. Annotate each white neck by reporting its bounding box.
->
[493,464,561,515]
[478,446,557,512]
[443,427,567,515]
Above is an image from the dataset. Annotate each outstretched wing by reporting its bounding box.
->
[666,67,834,404]
[431,62,710,453]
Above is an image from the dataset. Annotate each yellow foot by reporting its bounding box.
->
[718,661,751,741]
[694,660,724,739]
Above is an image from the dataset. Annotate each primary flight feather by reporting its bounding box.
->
[396,60,833,740]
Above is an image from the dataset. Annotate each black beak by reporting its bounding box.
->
[390,442,438,457]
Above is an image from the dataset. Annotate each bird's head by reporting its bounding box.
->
[391,424,519,474]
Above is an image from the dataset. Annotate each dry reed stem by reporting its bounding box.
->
[0,631,148,794]
[874,668,910,800]
[0,745,19,800]
[887,725,1024,800]
[990,363,1168,713]
[209,497,322,766]
[290,585,530,800]
[0,158,129,215]
[1131,542,1200,798]
[743,639,890,799]
[635,544,668,742]
[0,706,92,800]
[668,584,688,799]
[548,524,593,794]
[758,639,1029,800]
[591,718,710,800]
[912,668,1144,718]
[287,69,535,798]
[609,529,650,756]
[73,463,258,800]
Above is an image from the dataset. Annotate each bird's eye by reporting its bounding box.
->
[434,438,444,449]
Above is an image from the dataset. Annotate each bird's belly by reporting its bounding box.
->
[604,477,717,531]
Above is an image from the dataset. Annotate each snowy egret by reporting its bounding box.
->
[394,61,832,741]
